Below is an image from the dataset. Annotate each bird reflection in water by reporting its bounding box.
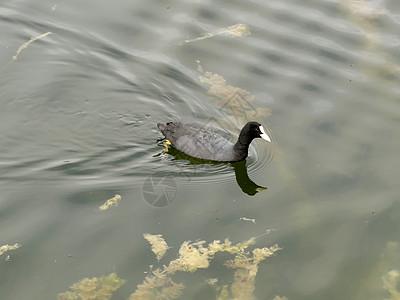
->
[154,144,267,196]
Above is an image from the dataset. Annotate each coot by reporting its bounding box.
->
[157,121,271,162]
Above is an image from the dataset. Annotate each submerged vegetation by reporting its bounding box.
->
[339,0,389,19]
[129,234,281,299]
[56,237,400,299]
[57,273,125,300]
[58,234,283,300]
[197,62,271,131]
[383,269,400,300]
[353,241,400,300]
[380,242,400,300]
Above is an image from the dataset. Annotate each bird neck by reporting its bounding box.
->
[234,135,252,154]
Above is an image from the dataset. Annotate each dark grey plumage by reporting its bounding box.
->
[157,121,271,162]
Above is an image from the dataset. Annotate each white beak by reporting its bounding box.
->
[259,126,271,142]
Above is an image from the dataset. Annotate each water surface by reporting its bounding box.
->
[1,0,400,299]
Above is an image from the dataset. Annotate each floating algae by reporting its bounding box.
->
[56,235,283,299]
[207,278,229,300]
[183,24,250,44]
[129,236,282,300]
[337,0,400,84]
[167,238,261,273]
[383,270,400,300]
[99,194,121,211]
[198,63,255,102]
[224,244,281,299]
[209,245,282,300]
[57,273,125,300]
[341,0,389,19]
[12,31,52,62]
[143,233,169,261]
[128,268,184,300]
[197,62,271,130]
[351,241,400,300]
[0,243,20,256]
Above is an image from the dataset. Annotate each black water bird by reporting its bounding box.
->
[157,121,271,162]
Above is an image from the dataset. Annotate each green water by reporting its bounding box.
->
[1,0,400,299]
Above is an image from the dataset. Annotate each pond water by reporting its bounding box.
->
[1,0,400,299]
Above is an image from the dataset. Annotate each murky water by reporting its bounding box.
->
[1,0,400,299]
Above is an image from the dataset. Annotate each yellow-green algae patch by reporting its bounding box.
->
[340,0,389,19]
[383,269,400,300]
[353,241,400,300]
[56,236,284,299]
[0,243,20,256]
[99,194,121,211]
[211,243,281,299]
[337,0,400,86]
[128,268,184,300]
[197,62,271,130]
[207,278,229,300]
[143,233,169,261]
[57,273,125,300]
[129,236,281,300]
[12,31,52,62]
